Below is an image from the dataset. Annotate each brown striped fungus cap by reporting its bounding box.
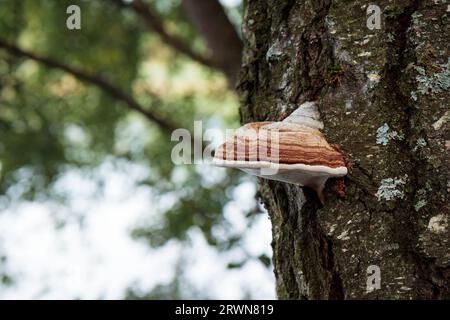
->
[213,102,348,202]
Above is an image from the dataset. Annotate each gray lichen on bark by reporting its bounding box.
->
[238,0,449,299]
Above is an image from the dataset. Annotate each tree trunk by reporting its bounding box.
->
[238,0,450,299]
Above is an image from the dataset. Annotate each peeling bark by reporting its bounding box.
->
[239,0,450,299]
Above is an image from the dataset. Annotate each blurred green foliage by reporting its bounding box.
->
[0,0,267,299]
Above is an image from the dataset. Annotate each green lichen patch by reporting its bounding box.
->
[414,199,427,212]
[376,123,405,145]
[413,137,427,152]
[376,175,408,201]
[415,58,450,95]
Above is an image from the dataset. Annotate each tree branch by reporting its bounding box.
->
[0,38,178,134]
[110,0,243,86]
[111,0,219,69]
[180,0,243,85]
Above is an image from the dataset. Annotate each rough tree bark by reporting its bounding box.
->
[238,0,450,299]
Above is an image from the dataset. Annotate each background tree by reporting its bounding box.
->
[238,0,449,298]
[0,0,272,299]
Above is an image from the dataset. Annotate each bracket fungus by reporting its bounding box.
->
[212,102,348,202]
